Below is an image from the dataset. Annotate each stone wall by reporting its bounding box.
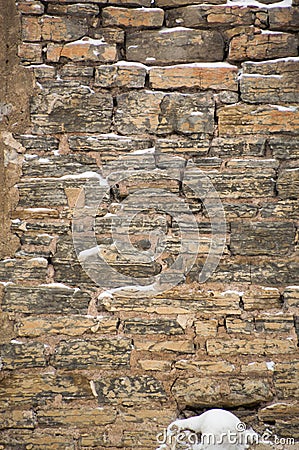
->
[0,0,298,448]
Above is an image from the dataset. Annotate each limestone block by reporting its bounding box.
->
[230,222,295,256]
[149,62,238,90]
[16,135,60,152]
[0,341,46,369]
[59,63,94,79]
[47,37,117,63]
[47,3,100,16]
[134,338,195,353]
[229,30,298,61]
[115,91,214,135]
[37,407,116,427]
[156,0,226,6]
[16,316,117,337]
[274,361,299,399]
[22,154,98,178]
[17,1,44,14]
[123,318,184,335]
[156,137,209,156]
[2,284,90,314]
[18,180,68,207]
[0,258,48,283]
[0,410,36,430]
[268,135,299,160]
[206,337,297,356]
[40,15,89,41]
[218,104,299,135]
[242,286,281,312]
[195,319,218,337]
[53,338,131,369]
[277,168,299,199]
[174,360,235,373]
[172,377,273,408]
[102,7,164,28]
[269,7,299,30]
[250,260,299,285]
[166,5,254,28]
[21,16,41,41]
[260,200,299,219]
[18,42,43,63]
[126,28,224,64]
[210,137,265,157]
[94,376,166,404]
[255,314,295,332]
[95,62,147,88]
[0,373,92,406]
[284,286,299,307]
[30,82,113,133]
[139,359,172,371]
[241,58,299,103]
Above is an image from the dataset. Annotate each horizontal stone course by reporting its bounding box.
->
[126,28,224,64]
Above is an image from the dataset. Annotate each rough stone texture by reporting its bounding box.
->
[229,30,298,61]
[166,5,254,28]
[241,58,299,103]
[126,28,224,64]
[218,104,299,135]
[230,222,295,256]
[115,91,215,135]
[102,7,164,28]
[1,0,299,446]
[149,63,238,90]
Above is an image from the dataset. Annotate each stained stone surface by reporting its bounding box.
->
[1,0,299,447]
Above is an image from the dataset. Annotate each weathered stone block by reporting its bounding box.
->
[103,7,164,28]
[30,82,113,133]
[250,260,299,285]
[206,337,297,355]
[230,222,295,256]
[134,338,195,353]
[18,180,68,207]
[68,134,152,160]
[115,91,214,135]
[47,3,100,16]
[274,361,299,399]
[255,314,295,333]
[0,341,46,369]
[166,5,254,28]
[229,30,298,61]
[21,16,41,41]
[172,377,273,408]
[22,154,99,178]
[185,170,275,199]
[0,258,48,283]
[241,58,299,103]
[284,286,299,307]
[41,15,89,42]
[95,62,147,88]
[3,284,90,314]
[123,318,183,334]
[277,168,299,199]
[48,37,117,63]
[126,28,224,64]
[149,62,238,90]
[94,376,166,404]
[195,318,218,336]
[0,372,92,407]
[269,7,299,30]
[37,407,116,427]
[18,1,44,14]
[18,42,43,63]
[269,135,299,160]
[218,104,299,135]
[53,338,131,369]
[0,409,36,430]
[260,200,299,219]
[16,316,117,337]
[156,0,226,6]
[100,287,241,315]
[59,63,94,79]
[139,359,172,371]
[210,136,265,157]
[242,287,282,311]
